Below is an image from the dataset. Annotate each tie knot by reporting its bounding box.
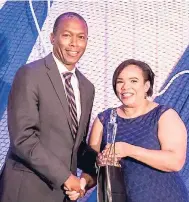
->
[63,72,73,81]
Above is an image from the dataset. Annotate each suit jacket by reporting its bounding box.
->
[0,53,95,202]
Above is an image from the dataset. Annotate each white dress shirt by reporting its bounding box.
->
[52,53,81,122]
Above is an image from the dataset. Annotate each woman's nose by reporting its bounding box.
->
[121,82,128,90]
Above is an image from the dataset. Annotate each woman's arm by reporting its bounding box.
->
[88,117,103,152]
[105,109,187,172]
[80,117,103,190]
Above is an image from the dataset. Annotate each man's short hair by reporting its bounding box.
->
[53,12,88,34]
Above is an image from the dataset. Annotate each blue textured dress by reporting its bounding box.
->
[95,105,188,202]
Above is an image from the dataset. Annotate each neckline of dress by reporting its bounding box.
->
[115,104,160,120]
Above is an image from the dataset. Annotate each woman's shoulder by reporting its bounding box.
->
[97,108,113,124]
[98,108,112,116]
[155,103,173,114]
[151,103,178,120]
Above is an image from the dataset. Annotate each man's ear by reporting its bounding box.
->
[50,33,54,45]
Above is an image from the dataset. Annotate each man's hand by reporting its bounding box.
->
[64,174,81,192]
[64,178,86,200]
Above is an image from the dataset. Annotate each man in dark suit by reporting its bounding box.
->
[0,12,95,202]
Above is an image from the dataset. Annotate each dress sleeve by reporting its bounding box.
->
[97,108,111,128]
[157,105,171,120]
[97,111,105,125]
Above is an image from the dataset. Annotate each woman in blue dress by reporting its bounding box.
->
[66,59,188,201]
[88,59,188,202]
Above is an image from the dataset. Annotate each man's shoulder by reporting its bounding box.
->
[17,54,52,75]
[25,55,47,69]
[13,57,49,83]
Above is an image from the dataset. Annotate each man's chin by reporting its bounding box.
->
[63,61,78,70]
[65,59,80,66]
[66,54,83,63]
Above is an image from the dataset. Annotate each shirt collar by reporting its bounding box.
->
[52,52,76,75]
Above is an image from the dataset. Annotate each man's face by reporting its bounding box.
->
[51,17,88,70]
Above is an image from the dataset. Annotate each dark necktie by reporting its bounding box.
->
[63,72,78,138]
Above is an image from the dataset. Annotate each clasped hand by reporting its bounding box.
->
[64,174,86,200]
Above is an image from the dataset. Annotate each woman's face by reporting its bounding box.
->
[116,65,150,107]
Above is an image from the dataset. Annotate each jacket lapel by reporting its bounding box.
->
[44,53,75,139]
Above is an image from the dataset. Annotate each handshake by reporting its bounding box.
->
[64,174,87,201]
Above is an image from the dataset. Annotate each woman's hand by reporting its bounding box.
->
[103,142,130,159]
[64,178,86,200]
[65,189,81,201]
[97,142,129,166]
[96,152,111,166]
[97,152,121,167]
